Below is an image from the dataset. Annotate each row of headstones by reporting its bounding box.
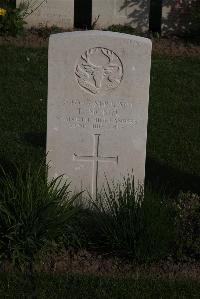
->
[17,0,195,35]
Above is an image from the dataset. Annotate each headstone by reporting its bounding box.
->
[47,31,152,199]
[16,0,74,29]
[92,0,150,32]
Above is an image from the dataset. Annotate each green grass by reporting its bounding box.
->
[0,46,200,194]
[0,46,47,168]
[147,55,200,193]
[149,56,200,174]
[0,162,80,270]
[0,273,199,298]
[92,178,176,261]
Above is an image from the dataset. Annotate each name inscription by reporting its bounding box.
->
[63,98,137,130]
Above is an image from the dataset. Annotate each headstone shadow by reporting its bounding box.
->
[23,132,46,148]
[145,155,200,196]
[0,155,18,179]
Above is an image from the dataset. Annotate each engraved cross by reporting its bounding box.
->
[73,134,118,199]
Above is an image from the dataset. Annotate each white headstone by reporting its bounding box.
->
[47,31,152,199]
[16,0,74,29]
[92,0,150,32]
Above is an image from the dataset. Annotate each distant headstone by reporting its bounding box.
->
[92,0,150,32]
[47,31,152,199]
[16,0,74,29]
[17,0,150,32]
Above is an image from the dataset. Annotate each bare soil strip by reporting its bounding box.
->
[0,33,200,57]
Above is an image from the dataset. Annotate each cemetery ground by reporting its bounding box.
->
[0,40,200,296]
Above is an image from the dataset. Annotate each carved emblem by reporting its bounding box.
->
[75,47,123,94]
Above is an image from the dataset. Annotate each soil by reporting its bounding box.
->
[152,37,200,58]
[38,250,200,279]
[1,249,200,279]
[0,30,200,57]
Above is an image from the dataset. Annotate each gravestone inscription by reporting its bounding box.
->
[16,0,74,29]
[47,31,152,198]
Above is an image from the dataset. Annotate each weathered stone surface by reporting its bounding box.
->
[16,0,74,29]
[47,31,152,198]
[92,0,150,32]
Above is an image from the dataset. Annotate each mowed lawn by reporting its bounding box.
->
[0,46,200,194]
[0,273,200,299]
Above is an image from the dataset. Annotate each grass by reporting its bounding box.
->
[0,44,199,295]
[0,273,200,298]
[0,162,80,270]
[0,46,200,194]
[147,55,200,193]
[91,177,176,261]
[0,46,47,168]
[149,56,200,173]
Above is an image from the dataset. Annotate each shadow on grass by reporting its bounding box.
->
[146,156,200,196]
[23,132,46,148]
[0,153,199,197]
[21,133,200,196]
[0,156,18,178]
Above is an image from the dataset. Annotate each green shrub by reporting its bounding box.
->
[0,0,27,36]
[175,191,200,259]
[107,24,136,35]
[0,1,47,36]
[0,163,80,271]
[91,177,175,261]
[30,24,64,39]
